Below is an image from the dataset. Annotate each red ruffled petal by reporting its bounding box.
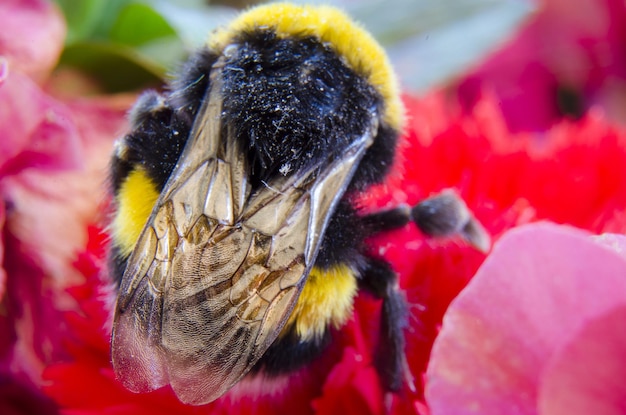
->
[312,347,385,415]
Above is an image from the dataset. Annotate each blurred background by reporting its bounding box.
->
[50,0,626,133]
[52,0,533,92]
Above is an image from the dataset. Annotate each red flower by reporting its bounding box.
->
[426,223,626,415]
[0,375,58,415]
[41,91,626,414]
[359,94,626,392]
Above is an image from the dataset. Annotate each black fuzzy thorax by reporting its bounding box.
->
[219,29,390,190]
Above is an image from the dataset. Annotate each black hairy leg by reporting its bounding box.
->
[359,257,412,392]
[362,189,490,253]
[110,90,189,193]
[111,48,219,194]
[357,189,491,391]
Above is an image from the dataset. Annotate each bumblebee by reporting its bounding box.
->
[109,3,489,405]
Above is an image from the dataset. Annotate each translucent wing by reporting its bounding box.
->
[111,57,377,405]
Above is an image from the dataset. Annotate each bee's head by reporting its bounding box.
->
[210,3,404,190]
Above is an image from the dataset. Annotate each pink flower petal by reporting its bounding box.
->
[0,70,82,176]
[0,0,66,82]
[593,233,626,260]
[0,202,5,299]
[539,305,626,415]
[425,222,626,414]
[0,58,8,85]
[0,94,131,386]
[2,94,131,290]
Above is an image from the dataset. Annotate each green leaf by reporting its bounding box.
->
[58,41,164,92]
[135,36,188,72]
[54,0,132,44]
[148,0,237,48]
[109,2,178,47]
[54,1,206,92]
[108,2,188,71]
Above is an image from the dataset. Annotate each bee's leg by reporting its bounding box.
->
[362,189,490,252]
[110,90,191,194]
[110,46,218,193]
[359,258,413,392]
[358,189,490,391]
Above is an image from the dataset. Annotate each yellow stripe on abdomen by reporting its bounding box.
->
[283,264,358,342]
[112,168,160,257]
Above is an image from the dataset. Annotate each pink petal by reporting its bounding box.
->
[0,58,8,85]
[0,202,5,299]
[0,70,82,176]
[593,233,626,260]
[0,94,131,385]
[2,94,131,289]
[425,222,626,414]
[539,305,626,415]
[0,0,66,82]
